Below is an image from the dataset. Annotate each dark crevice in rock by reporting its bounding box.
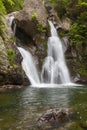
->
[15,27,35,46]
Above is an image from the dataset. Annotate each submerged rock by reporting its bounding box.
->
[37,108,75,129]
[38,109,67,123]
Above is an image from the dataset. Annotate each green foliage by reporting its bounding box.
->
[49,0,69,18]
[76,66,87,76]
[49,0,87,45]
[69,23,87,45]
[0,0,6,14]
[0,0,24,39]
[7,49,15,65]
[32,13,38,20]
[78,1,87,8]
[0,0,6,36]
[2,0,24,13]
[67,1,87,43]
[78,11,87,23]
[37,23,46,33]
[0,17,5,37]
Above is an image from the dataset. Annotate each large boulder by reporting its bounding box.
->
[15,0,47,38]
[9,0,48,68]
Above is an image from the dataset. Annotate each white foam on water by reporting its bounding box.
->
[30,83,83,88]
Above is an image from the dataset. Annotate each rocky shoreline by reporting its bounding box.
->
[0,84,26,93]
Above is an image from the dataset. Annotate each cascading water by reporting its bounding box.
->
[17,47,40,85]
[41,21,71,84]
[9,16,71,86]
[8,16,40,85]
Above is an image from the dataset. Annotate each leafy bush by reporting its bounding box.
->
[7,49,15,65]
[0,0,24,39]
[2,0,24,13]
[32,13,38,20]
[37,23,46,33]
[69,23,87,45]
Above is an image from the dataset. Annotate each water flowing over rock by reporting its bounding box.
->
[18,47,40,85]
[44,1,69,31]
[0,16,29,86]
[41,21,71,84]
[9,0,48,69]
[18,21,71,85]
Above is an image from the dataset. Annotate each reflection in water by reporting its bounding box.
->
[0,86,87,129]
[0,91,21,129]
[19,87,69,125]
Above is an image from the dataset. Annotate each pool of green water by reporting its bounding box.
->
[0,85,87,130]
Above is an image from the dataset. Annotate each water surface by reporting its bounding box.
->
[0,85,87,130]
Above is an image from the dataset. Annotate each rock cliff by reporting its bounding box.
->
[12,0,48,68]
[0,17,29,87]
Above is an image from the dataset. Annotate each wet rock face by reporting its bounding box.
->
[0,17,29,86]
[73,75,87,84]
[0,36,10,73]
[15,0,47,38]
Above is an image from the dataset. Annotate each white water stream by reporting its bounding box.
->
[17,47,40,85]
[41,21,71,84]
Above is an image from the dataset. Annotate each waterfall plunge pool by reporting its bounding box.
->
[0,85,87,130]
[6,16,87,130]
[30,83,82,88]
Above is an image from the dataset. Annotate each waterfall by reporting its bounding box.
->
[9,16,71,85]
[17,47,40,85]
[41,21,71,84]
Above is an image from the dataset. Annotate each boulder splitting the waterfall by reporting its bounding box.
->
[9,0,48,68]
[15,0,47,38]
